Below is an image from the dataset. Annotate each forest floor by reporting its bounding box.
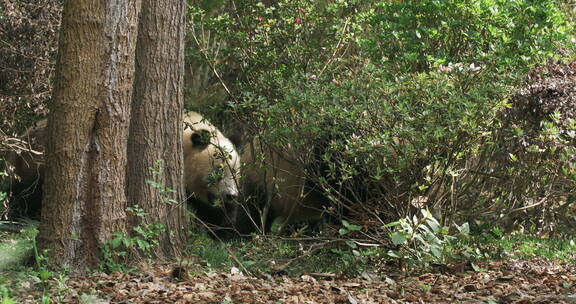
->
[3,258,576,303]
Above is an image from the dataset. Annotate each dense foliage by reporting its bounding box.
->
[188,0,575,236]
[1,0,575,238]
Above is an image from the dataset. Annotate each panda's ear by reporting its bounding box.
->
[191,129,211,149]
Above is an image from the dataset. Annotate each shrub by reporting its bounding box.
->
[386,209,472,269]
[478,61,576,235]
[189,0,573,236]
[360,0,570,74]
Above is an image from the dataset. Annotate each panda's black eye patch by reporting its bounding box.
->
[191,129,211,149]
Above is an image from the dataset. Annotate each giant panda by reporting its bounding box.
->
[3,113,242,232]
[3,119,47,219]
[238,137,327,234]
[182,111,243,238]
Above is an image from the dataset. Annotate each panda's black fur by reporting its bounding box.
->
[229,137,330,235]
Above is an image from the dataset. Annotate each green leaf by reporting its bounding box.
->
[385,221,401,228]
[421,284,432,292]
[457,222,470,235]
[347,224,362,231]
[391,232,407,245]
[122,237,133,248]
[39,270,52,281]
[41,292,51,304]
[426,218,440,234]
[509,153,517,162]
[345,240,357,249]
[111,237,122,249]
[136,239,150,251]
[430,245,442,259]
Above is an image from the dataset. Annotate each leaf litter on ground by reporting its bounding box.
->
[2,258,576,303]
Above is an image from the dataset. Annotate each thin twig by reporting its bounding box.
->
[317,17,351,79]
[271,239,344,272]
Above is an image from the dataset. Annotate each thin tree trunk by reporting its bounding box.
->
[38,0,141,269]
[126,0,187,258]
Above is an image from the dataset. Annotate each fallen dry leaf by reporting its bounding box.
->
[2,258,575,303]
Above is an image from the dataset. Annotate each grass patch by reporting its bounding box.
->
[186,232,385,276]
[0,222,37,303]
[0,222,36,270]
[477,234,576,262]
[186,231,236,270]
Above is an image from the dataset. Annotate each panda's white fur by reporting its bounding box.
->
[183,111,241,207]
[4,113,241,223]
[241,137,325,233]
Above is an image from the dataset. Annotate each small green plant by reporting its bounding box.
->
[0,285,15,304]
[101,161,177,272]
[386,209,471,270]
[40,291,51,304]
[100,205,166,273]
[29,237,69,303]
[421,284,432,293]
[146,160,178,205]
[100,235,131,273]
[32,239,52,289]
[339,220,362,236]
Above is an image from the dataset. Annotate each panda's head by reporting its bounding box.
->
[183,111,241,205]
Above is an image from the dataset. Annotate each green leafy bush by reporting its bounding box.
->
[386,209,472,269]
[188,0,573,236]
[476,61,576,235]
[360,0,570,74]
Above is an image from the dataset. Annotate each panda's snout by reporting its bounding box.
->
[219,185,239,202]
[219,177,239,198]
[208,187,238,204]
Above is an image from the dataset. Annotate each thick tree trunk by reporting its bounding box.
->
[126,0,187,258]
[38,0,141,268]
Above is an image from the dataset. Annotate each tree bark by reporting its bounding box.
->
[126,0,187,258]
[38,0,141,268]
